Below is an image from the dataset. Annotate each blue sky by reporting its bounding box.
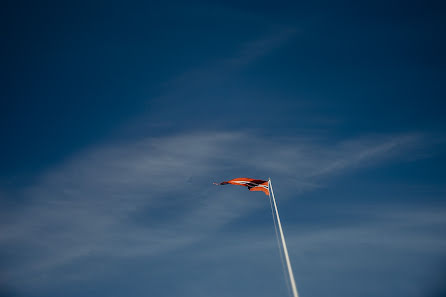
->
[1,1,446,297]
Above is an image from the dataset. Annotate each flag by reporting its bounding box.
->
[214,177,269,195]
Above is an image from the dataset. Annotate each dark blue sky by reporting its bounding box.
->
[1,1,446,297]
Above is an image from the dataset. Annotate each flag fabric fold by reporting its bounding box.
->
[214,177,269,195]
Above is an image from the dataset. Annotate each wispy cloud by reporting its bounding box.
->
[159,25,297,92]
[223,26,298,67]
[0,131,427,292]
[197,205,446,297]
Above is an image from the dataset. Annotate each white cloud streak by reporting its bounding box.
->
[198,206,446,297]
[0,131,426,291]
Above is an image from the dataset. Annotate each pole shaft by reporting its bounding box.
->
[269,179,299,297]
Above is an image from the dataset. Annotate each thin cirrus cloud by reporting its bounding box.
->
[0,130,427,291]
[201,206,446,297]
[155,25,298,96]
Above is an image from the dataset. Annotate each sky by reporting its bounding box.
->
[1,1,446,296]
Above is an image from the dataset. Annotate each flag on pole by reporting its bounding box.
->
[213,177,269,195]
[214,177,299,297]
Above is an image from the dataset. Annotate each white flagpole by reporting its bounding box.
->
[269,178,299,297]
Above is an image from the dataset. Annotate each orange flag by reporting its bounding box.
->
[214,177,269,195]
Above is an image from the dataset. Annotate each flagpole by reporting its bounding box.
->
[269,178,299,297]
